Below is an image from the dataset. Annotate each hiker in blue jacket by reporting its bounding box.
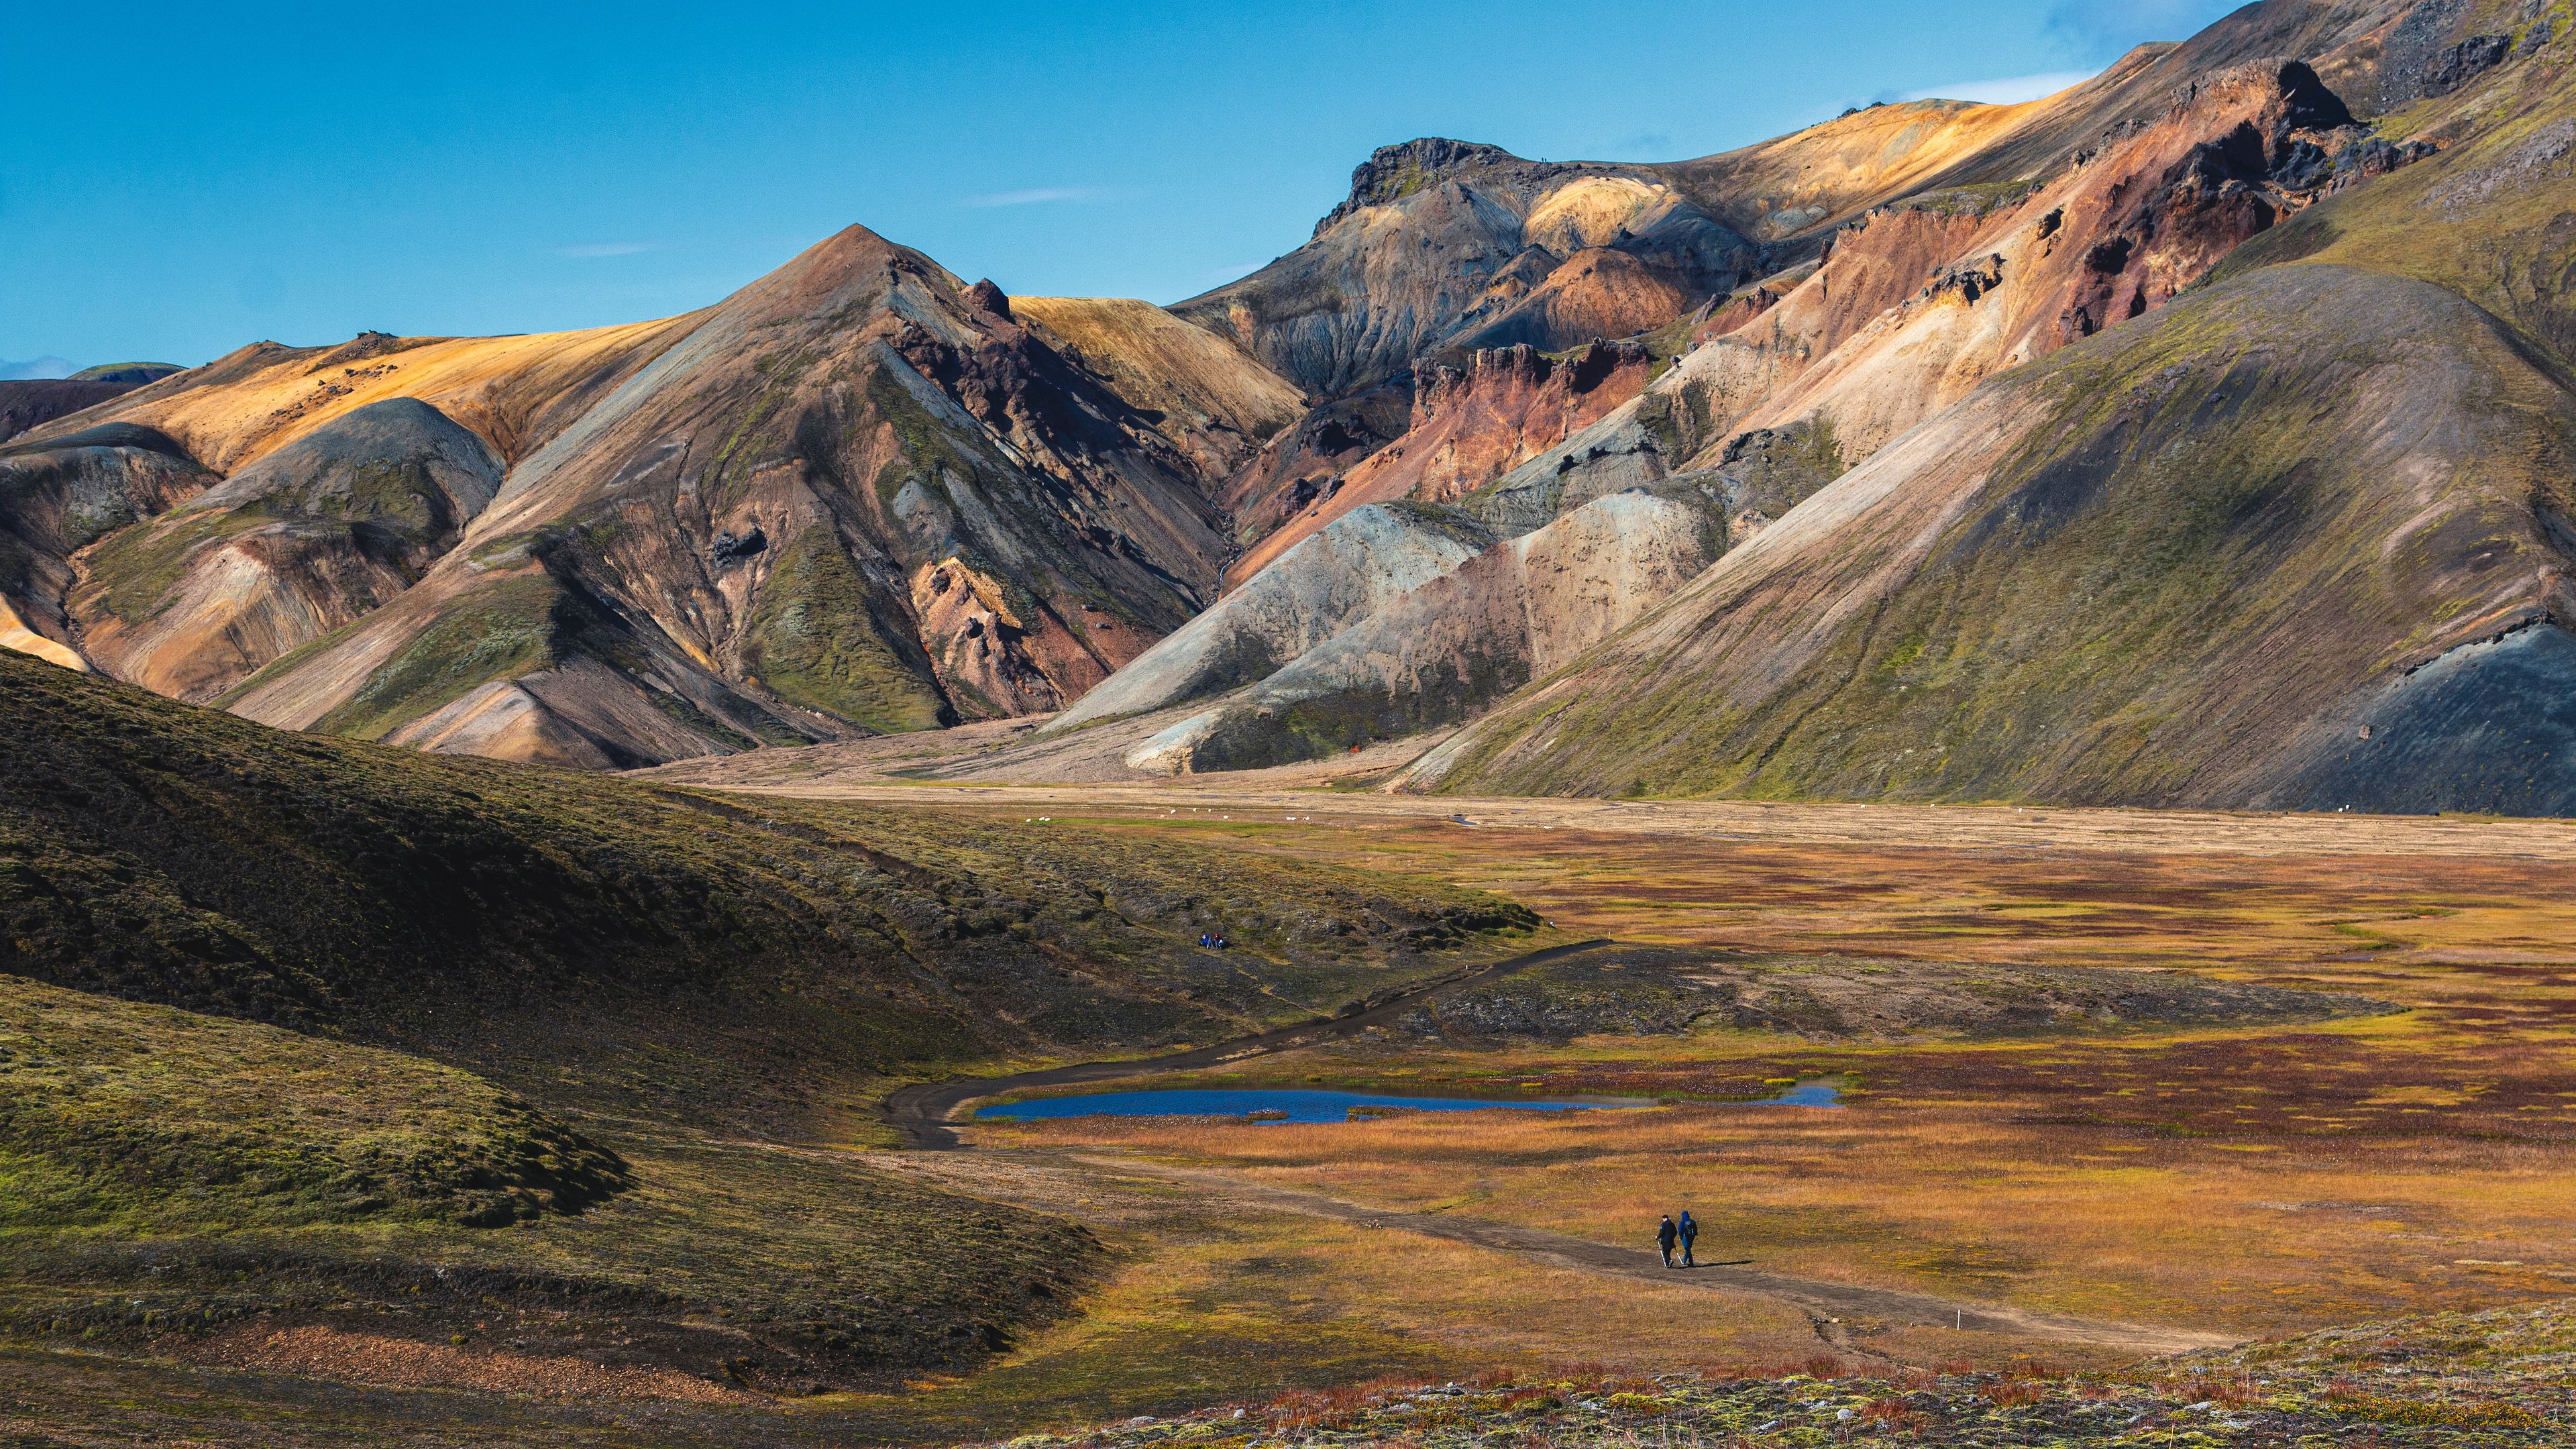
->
[1677,1209,1699,1267]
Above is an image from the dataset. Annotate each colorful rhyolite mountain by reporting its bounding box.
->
[4,242,1295,766]
[11,0,2576,814]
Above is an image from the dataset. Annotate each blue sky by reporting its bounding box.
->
[1,0,2235,373]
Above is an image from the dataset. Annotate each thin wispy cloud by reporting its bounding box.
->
[1896,69,2096,105]
[556,241,658,258]
[959,186,1126,209]
[0,356,75,380]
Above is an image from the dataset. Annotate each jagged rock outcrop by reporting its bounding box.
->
[1129,478,1726,773]
[1224,341,1651,588]
[1173,141,1757,398]
[1042,501,1497,733]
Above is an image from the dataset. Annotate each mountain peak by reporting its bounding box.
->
[1318,138,1528,235]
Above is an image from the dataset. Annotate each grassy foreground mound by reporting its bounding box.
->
[0,653,1538,1402]
[0,649,1532,1112]
[1015,1299,2575,1447]
[0,979,1097,1397]
[0,976,627,1230]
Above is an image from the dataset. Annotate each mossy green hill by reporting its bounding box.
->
[1411,262,2576,812]
[0,653,1536,1402]
[0,978,629,1232]
[0,649,1528,1078]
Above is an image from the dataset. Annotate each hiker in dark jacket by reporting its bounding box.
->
[1656,1214,1678,1267]
[1677,1210,1699,1267]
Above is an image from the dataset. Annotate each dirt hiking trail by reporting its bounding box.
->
[878,941,2239,1362]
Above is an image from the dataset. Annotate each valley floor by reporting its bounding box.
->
[13,773,2576,1442]
[746,782,2576,1436]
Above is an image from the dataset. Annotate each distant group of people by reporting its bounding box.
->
[1656,1210,1699,1268]
[1198,934,1230,949]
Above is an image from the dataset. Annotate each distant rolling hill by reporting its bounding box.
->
[0,648,1527,1077]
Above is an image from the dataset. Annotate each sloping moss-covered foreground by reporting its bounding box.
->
[0,652,1536,1401]
[0,648,1532,1096]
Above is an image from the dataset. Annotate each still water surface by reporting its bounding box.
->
[975,1081,1841,1123]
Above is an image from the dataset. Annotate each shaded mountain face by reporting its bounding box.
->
[1215,376,1415,557]
[1008,294,1308,482]
[0,379,149,444]
[7,231,1289,767]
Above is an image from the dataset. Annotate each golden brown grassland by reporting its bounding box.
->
[885,800,2576,1388]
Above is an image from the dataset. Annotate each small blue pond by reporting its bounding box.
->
[975,1081,1840,1123]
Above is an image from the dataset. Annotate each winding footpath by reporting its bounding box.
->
[877,938,2237,1361]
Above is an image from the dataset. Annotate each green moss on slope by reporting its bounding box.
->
[0,977,627,1230]
[0,969,1099,1396]
[1435,265,2576,807]
[741,524,952,732]
[309,574,566,741]
[76,506,268,625]
[865,362,989,509]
